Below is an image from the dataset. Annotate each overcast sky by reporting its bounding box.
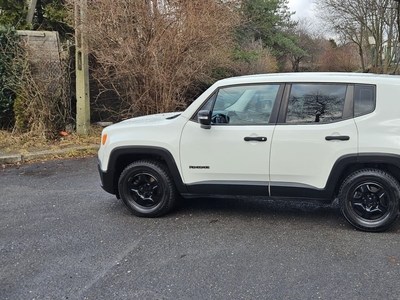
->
[287,0,316,20]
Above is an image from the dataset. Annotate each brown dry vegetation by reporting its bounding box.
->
[0,125,101,155]
[69,0,241,120]
[1,31,72,139]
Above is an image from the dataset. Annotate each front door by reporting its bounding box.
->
[180,83,283,195]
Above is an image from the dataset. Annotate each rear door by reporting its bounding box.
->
[269,83,358,196]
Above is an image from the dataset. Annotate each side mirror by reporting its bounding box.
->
[198,110,212,129]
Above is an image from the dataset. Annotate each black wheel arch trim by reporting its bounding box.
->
[326,153,400,197]
[357,153,400,166]
[270,153,400,200]
[100,146,187,196]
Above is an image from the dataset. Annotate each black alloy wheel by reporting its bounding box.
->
[339,169,399,232]
[118,160,178,217]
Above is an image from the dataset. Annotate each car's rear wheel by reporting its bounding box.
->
[339,169,399,231]
[118,160,178,217]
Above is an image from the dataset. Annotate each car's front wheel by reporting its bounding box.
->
[338,169,399,232]
[118,160,178,217]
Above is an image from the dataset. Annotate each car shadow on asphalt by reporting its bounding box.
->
[108,196,400,233]
[173,196,400,233]
[179,196,339,216]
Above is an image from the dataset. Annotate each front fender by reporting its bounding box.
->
[99,146,188,196]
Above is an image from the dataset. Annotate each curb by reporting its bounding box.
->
[0,144,99,165]
[0,154,21,164]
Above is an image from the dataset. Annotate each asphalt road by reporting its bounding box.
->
[1,157,400,300]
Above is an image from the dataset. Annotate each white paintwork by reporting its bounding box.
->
[98,72,400,193]
[180,120,273,184]
[270,119,358,189]
[98,112,187,172]
[356,83,400,155]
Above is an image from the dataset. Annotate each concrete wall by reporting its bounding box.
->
[16,30,65,94]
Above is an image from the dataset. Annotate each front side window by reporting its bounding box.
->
[285,84,347,124]
[205,84,280,125]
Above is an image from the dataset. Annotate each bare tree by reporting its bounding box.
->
[67,0,240,120]
[319,40,360,71]
[288,17,326,72]
[315,0,398,73]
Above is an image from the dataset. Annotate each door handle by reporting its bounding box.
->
[244,136,267,142]
[325,135,350,141]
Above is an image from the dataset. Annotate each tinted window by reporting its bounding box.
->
[286,84,347,124]
[354,84,375,117]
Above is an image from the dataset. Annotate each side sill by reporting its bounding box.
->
[269,182,332,201]
[186,181,269,196]
[184,181,331,200]
[268,196,333,204]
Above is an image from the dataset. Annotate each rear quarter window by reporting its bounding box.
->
[354,84,376,117]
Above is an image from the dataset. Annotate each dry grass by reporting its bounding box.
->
[0,124,102,155]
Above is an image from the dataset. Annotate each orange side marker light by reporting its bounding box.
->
[102,134,108,145]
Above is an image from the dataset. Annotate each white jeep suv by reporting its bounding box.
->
[98,72,400,232]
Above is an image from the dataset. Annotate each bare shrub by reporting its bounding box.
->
[68,0,240,120]
[319,42,360,72]
[8,33,71,139]
[0,27,20,130]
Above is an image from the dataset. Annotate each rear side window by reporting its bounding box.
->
[285,84,347,124]
[354,84,375,117]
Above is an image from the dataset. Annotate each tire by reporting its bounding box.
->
[118,160,178,217]
[338,169,399,232]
